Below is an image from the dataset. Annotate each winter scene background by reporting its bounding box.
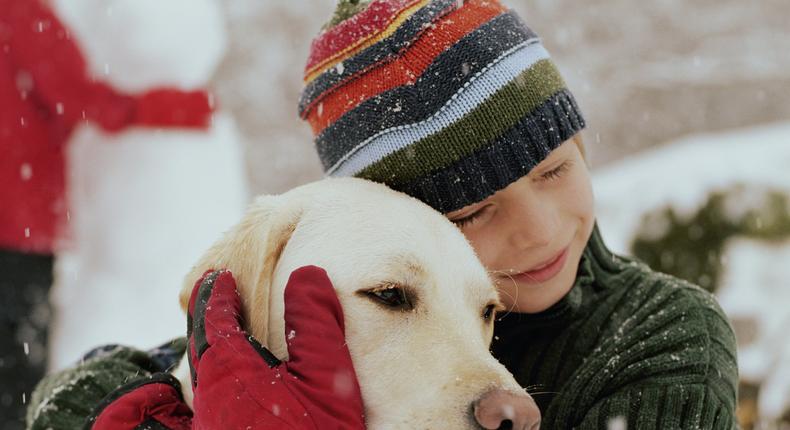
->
[3,0,789,429]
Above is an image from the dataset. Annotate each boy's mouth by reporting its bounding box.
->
[510,247,569,284]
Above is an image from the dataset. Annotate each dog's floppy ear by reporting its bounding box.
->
[179,194,302,345]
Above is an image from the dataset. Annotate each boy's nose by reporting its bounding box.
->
[507,209,558,250]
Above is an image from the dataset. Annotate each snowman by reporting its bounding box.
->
[47,0,248,370]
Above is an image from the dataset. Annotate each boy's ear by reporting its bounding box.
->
[180,194,302,344]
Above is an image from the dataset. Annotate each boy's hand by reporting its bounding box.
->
[188,267,366,429]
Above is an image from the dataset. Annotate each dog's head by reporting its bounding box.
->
[180,177,539,429]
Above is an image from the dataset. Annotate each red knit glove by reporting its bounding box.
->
[187,267,366,430]
[86,373,193,430]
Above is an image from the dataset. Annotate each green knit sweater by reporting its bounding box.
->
[28,226,737,429]
[492,224,738,429]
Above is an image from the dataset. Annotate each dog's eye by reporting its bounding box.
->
[367,287,411,309]
[483,304,496,321]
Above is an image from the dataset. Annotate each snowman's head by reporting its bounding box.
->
[52,0,226,91]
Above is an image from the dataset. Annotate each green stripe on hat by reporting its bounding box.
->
[357,59,566,186]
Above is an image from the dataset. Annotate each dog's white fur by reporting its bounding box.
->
[173,178,527,429]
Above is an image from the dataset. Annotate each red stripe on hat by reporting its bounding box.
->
[306,0,505,136]
[305,0,418,75]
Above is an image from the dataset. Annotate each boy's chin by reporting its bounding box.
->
[510,269,578,314]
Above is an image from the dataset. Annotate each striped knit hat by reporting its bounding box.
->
[299,0,586,213]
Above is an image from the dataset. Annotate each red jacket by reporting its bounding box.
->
[0,0,214,254]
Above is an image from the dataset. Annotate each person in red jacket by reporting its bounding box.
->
[0,1,213,427]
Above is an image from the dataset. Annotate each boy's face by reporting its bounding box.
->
[446,137,595,313]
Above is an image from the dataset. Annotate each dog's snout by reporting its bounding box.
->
[473,390,541,430]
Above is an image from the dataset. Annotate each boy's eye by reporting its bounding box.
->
[451,205,490,228]
[540,160,572,181]
[452,213,478,228]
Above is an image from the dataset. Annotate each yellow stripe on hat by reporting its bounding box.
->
[304,0,429,84]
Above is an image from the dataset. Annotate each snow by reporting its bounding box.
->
[719,185,775,224]
[333,369,356,399]
[607,416,627,430]
[593,121,790,255]
[717,238,790,422]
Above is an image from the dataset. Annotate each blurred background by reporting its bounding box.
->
[2,0,788,429]
[221,0,790,194]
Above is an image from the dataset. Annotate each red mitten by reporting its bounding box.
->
[134,88,214,129]
[187,267,365,430]
[86,373,193,430]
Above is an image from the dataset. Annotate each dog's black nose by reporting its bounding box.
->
[473,390,541,430]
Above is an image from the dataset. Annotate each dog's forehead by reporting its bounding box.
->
[296,206,474,272]
[300,179,452,239]
[285,181,496,304]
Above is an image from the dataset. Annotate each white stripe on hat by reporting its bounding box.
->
[328,38,549,177]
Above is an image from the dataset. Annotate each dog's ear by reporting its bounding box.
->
[179,194,302,344]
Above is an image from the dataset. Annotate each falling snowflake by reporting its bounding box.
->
[607,416,627,430]
[20,163,33,181]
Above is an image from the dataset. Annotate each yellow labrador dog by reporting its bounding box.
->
[172,178,539,429]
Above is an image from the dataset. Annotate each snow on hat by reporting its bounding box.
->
[299,0,586,213]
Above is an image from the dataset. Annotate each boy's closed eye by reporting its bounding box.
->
[449,160,573,228]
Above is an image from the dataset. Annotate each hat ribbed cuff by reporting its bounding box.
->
[396,89,585,213]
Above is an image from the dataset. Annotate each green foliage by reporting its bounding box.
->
[630,184,790,293]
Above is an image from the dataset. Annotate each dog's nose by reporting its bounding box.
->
[473,390,541,430]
